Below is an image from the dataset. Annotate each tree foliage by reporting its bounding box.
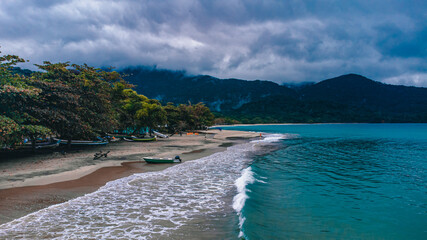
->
[0,50,52,148]
[1,48,215,149]
[164,102,214,133]
[27,62,120,140]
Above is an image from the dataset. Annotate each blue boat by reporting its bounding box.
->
[20,139,61,149]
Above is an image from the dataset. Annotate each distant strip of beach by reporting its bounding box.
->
[0,130,259,224]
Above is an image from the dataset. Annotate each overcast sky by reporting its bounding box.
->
[0,0,426,86]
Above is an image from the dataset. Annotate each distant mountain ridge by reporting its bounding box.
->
[122,67,427,123]
[121,67,296,111]
[301,74,427,114]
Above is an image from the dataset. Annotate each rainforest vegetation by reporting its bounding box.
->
[0,50,214,149]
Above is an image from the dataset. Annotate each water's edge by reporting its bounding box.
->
[0,134,283,239]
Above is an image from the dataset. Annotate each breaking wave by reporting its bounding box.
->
[233,133,293,239]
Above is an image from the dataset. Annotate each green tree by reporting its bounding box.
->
[120,88,149,134]
[29,62,120,146]
[30,62,91,144]
[135,99,167,135]
[0,50,52,149]
[164,103,181,133]
[119,88,167,135]
[191,102,214,129]
[164,102,214,133]
[72,64,120,135]
[111,81,136,133]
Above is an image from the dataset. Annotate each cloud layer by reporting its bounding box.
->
[1,0,426,86]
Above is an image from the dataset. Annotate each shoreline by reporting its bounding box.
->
[0,130,260,224]
[211,122,402,128]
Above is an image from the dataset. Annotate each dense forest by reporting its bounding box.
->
[0,50,214,150]
[121,67,427,123]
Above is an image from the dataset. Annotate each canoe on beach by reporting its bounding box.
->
[143,156,181,163]
[123,137,157,142]
[19,139,61,150]
[153,131,169,138]
[57,139,109,146]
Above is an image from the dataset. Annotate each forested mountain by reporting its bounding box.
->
[300,74,427,115]
[121,67,296,111]
[122,68,427,123]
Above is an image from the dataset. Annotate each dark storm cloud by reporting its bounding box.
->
[0,0,426,86]
[375,23,427,58]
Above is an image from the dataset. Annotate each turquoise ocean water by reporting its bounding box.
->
[0,124,425,239]
[225,124,427,239]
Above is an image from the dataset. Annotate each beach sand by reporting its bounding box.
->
[0,130,259,224]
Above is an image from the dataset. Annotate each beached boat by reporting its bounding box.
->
[123,137,157,142]
[153,131,169,138]
[57,139,108,146]
[20,139,61,150]
[143,156,181,163]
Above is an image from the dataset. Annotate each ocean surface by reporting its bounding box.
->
[0,124,426,239]
[227,124,427,240]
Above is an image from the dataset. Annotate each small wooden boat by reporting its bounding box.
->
[153,131,169,138]
[123,137,157,142]
[20,139,61,150]
[57,139,108,146]
[133,137,156,142]
[143,156,181,163]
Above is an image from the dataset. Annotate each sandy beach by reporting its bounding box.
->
[0,130,259,224]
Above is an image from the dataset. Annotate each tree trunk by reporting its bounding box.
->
[67,137,72,149]
[31,136,36,153]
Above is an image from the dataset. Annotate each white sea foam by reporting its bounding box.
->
[232,133,290,239]
[0,134,288,239]
[232,165,269,238]
[232,166,255,238]
[252,133,297,143]
[233,167,255,213]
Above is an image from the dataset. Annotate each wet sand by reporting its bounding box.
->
[0,130,259,224]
